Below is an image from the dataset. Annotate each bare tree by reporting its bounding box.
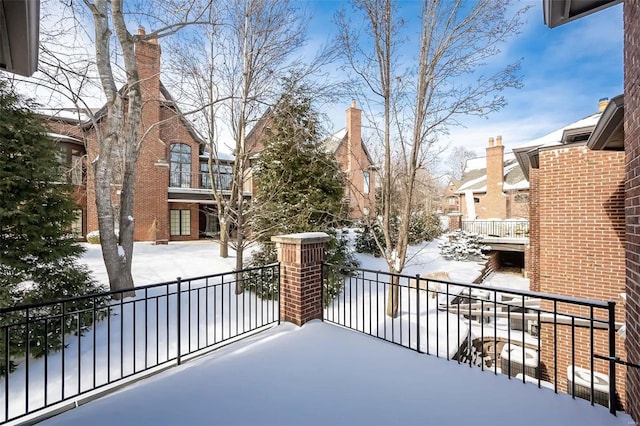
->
[337,0,526,317]
[16,1,208,295]
[447,145,477,180]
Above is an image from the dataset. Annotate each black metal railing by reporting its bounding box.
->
[322,264,619,415]
[0,264,280,424]
[169,171,232,191]
[462,220,529,238]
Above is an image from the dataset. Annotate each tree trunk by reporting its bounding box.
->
[219,220,229,258]
[234,208,244,294]
[95,152,135,298]
[386,274,400,318]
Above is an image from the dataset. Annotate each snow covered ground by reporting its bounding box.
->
[39,320,632,426]
[7,236,627,425]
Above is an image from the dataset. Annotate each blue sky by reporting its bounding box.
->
[304,0,624,157]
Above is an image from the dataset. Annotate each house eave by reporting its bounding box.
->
[587,94,624,151]
[513,145,542,181]
[0,0,40,76]
[543,0,622,28]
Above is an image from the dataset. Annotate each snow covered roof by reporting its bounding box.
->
[47,132,83,144]
[513,112,602,179]
[39,320,630,426]
[456,153,529,194]
[324,128,347,153]
[200,151,234,162]
[323,127,375,166]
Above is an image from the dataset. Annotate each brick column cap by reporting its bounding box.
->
[447,212,463,217]
[271,232,330,245]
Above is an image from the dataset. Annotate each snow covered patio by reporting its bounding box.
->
[39,320,631,426]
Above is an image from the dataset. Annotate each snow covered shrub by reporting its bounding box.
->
[244,244,279,299]
[354,223,384,256]
[408,211,443,244]
[86,231,101,244]
[246,234,358,307]
[355,212,443,255]
[86,230,119,244]
[439,230,491,261]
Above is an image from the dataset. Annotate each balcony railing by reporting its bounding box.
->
[322,264,620,414]
[169,171,232,191]
[0,264,280,424]
[462,220,529,238]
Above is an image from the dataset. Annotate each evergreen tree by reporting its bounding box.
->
[0,80,103,305]
[247,80,358,303]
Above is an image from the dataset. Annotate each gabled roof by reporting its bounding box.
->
[325,127,375,166]
[455,153,528,194]
[40,80,208,154]
[587,94,624,151]
[158,81,205,146]
[513,112,602,179]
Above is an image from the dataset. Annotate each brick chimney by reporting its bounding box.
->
[346,100,361,173]
[483,135,507,219]
[132,28,168,243]
[345,100,369,219]
[135,27,161,103]
[598,97,609,113]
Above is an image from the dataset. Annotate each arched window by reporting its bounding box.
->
[170,143,191,188]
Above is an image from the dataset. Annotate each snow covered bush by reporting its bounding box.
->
[86,231,101,244]
[86,230,119,244]
[355,212,442,255]
[245,234,358,307]
[439,230,490,261]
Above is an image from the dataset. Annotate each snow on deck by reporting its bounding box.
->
[39,321,630,426]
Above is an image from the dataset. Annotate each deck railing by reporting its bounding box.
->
[461,220,529,238]
[322,264,619,415]
[0,264,280,424]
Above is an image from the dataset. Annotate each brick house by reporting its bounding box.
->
[540,0,640,419]
[246,100,376,221]
[513,98,627,406]
[46,33,237,243]
[440,178,460,215]
[456,136,529,220]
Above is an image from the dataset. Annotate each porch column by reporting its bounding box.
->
[448,213,462,233]
[272,232,329,326]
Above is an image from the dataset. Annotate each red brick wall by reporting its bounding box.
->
[535,144,626,405]
[168,202,199,241]
[161,107,203,241]
[335,103,374,220]
[273,234,328,325]
[131,39,168,242]
[624,0,640,421]
[527,168,540,288]
[484,140,507,219]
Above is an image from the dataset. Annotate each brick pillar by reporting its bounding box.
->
[625,0,640,421]
[448,213,462,233]
[272,232,330,326]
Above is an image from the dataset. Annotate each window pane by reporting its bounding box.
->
[71,209,83,238]
[181,210,191,236]
[170,210,180,236]
[363,171,370,194]
[170,144,192,188]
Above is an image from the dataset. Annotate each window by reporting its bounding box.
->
[170,144,192,188]
[170,209,191,236]
[70,209,83,238]
[473,197,480,203]
[200,163,233,190]
[363,171,370,195]
[447,196,457,206]
[57,144,85,185]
